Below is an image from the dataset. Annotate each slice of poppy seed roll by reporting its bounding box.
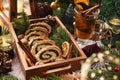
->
[35,46,62,63]
[25,27,49,36]
[25,31,47,41]
[28,36,48,48]
[29,22,51,34]
[31,40,56,56]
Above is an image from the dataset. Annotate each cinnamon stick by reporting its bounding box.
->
[67,43,73,59]
[67,35,77,59]
[82,4,100,15]
[18,38,36,65]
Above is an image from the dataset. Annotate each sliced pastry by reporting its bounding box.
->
[35,46,62,63]
[29,22,51,34]
[25,26,49,35]
[31,40,56,55]
[25,31,46,41]
[28,36,48,47]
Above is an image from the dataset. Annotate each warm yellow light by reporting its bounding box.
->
[0,21,4,27]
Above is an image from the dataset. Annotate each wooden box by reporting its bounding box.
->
[2,16,86,80]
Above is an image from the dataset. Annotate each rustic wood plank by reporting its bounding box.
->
[29,0,36,18]
[9,0,17,21]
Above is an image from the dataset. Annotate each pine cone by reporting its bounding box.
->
[0,52,12,74]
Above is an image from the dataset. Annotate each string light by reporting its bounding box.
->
[99,76,105,80]
[113,75,118,80]
[107,66,112,71]
[90,72,96,78]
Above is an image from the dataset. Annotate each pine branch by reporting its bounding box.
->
[30,76,46,80]
[0,74,18,80]
[47,74,60,80]
[50,26,71,47]
[12,11,30,35]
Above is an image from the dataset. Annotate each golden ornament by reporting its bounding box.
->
[50,0,60,10]
[109,18,120,26]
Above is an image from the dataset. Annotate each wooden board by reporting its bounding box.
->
[9,0,36,21]
[1,15,87,80]
[9,0,17,21]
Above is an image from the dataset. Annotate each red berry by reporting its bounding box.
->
[119,67,120,71]
[114,67,120,72]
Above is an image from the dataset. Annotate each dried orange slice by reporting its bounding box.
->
[62,41,70,58]
[74,0,90,10]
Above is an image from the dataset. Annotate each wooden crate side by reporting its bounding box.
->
[9,0,17,21]
[25,57,84,80]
